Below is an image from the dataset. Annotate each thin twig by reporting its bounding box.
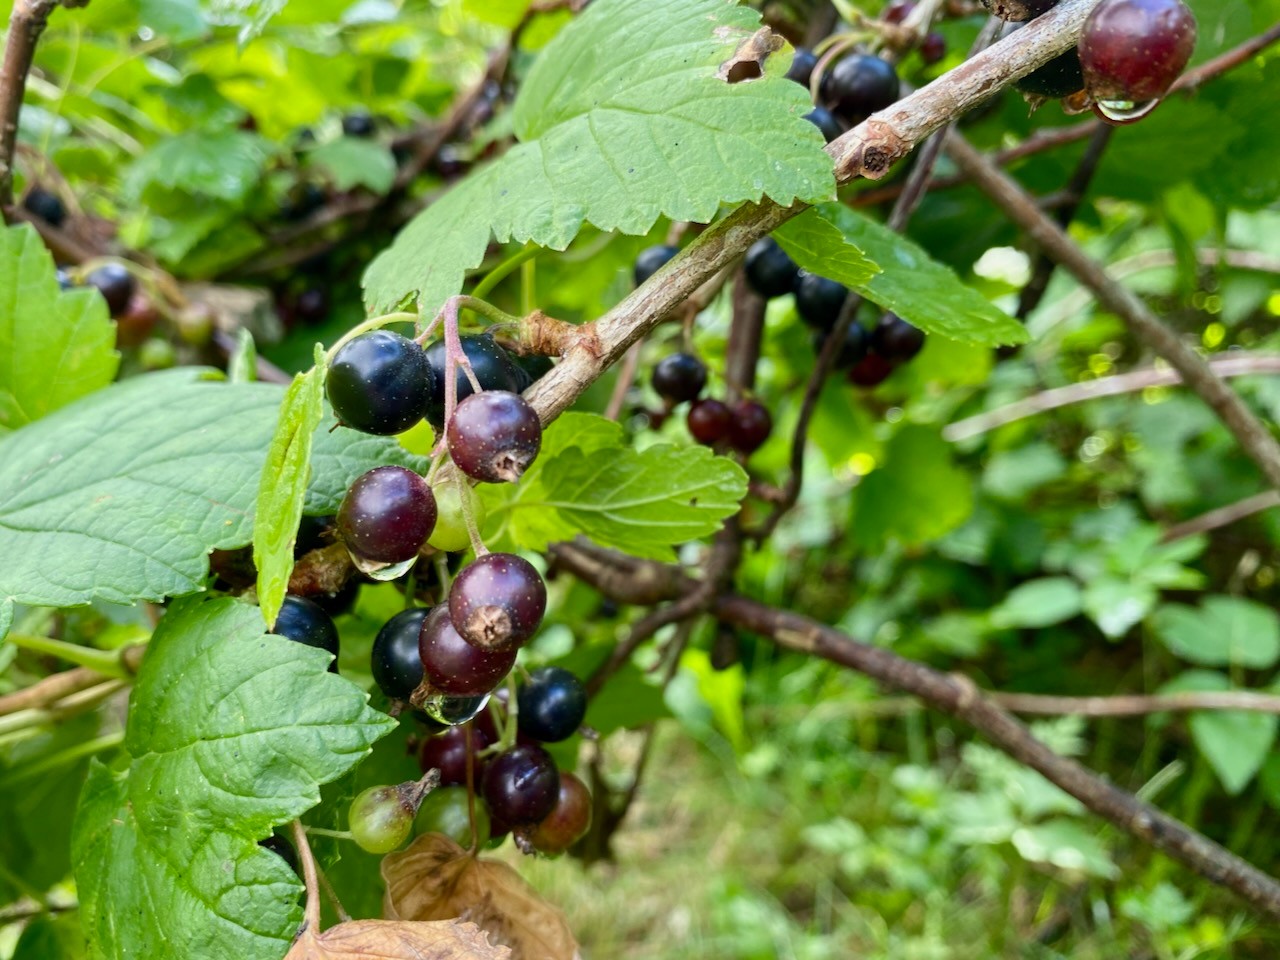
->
[603,341,642,421]
[992,689,1280,717]
[0,0,60,209]
[1161,491,1280,544]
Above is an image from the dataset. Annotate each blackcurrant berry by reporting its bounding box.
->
[258,834,299,873]
[687,398,733,446]
[483,744,560,826]
[727,400,772,455]
[920,32,947,66]
[804,107,844,144]
[651,352,707,404]
[418,721,495,786]
[84,264,136,318]
[424,334,525,430]
[1079,0,1196,105]
[281,182,326,221]
[419,604,517,696]
[849,352,894,387]
[415,785,491,847]
[786,47,818,87]
[883,0,917,24]
[794,271,848,331]
[327,331,435,436]
[294,514,337,557]
[980,0,1060,20]
[814,322,870,369]
[272,595,340,664]
[348,785,414,854]
[1015,47,1085,98]
[294,287,329,325]
[342,111,376,138]
[23,187,66,227]
[448,552,547,651]
[743,238,800,299]
[337,465,437,564]
[525,772,591,856]
[633,244,679,287]
[517,667,587,743]
[447,390,543,484]
[512,353,554,386]
[371,607,429,701]
[871,314,925,362]
[821,54,899,125]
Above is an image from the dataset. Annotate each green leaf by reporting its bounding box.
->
[306,138,397,193]
[363,0,834,315]
[124,131,274,202]
[1162,670,1278,795]
[1011,820,1118,879]
[0,224,119,433]
[253,359,324,628]
[0,369,427,612]
[851,426,973,549]
[482,413,747,560]
[990,578,1083,630]
[1153,596,1280,668]
[0,599,11,642]
[764,198,878,288]
[72,595,393,960]
[782,204,1027,346]
[1082,576,1155,639]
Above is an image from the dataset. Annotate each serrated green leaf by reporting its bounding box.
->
[363,0,834,315]
[254,362,324,628]
[1153,596,1280,669]
[851,426,972,549]
[784,204,1027,346]
[1082,576,1154,639]
[990,577,1083,630]
[0,599,11,642]
[124,131,273,202]
[72,595,394,960]
[1011,820,1118,879]
[0,369,428,612]
[0,224,119,433]
[1162,670,1278,795]
[306,138,397,193]
[773,206,878,287]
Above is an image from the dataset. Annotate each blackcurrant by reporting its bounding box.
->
[920,32,947,66]
[294,514,337,557]
[821,54,899,124]
[511,353,554,386]
[871,314,926,362]
[448,552,547,651]
[633,244,679,286]
[1015,47,1085,98]
[814,322,870,370]
[517,667,587,743]
[281,182,326,221]
[272,595,340,665]
[342,111,376,138]
[525,772,591,856]
[348,785,414,854]
[418,722,495,786]
[651,352,707,404]
[483,744,560,826]
[687,398,733,446]
[447,390,543,484]
[326,330,436,436]
[84,264,136,318]
[883,0,917,24]
[419,604,517,696]
[727,400,772,455]
[786,47,818,87]
[424,334,525,430]
[371,607,429,701]
[1079,0,1196,104]
[258,834,298,873]
[23,187,66,227]
[980,0,1060,19]
[337,465,437,564]
[743,238,800,299]
[415,785,491,847]
[849,352,894,387]
[794,272,848,331]
[804,107,844,144]
[294,287,329,325]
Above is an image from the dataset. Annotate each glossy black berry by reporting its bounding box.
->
[418,722,495,786]
[84,264,136,318]
[371,608,429,701]
[634,244,679,286]
[294,515,336,557]
[259,834,298,873]
[651,352,707,404]
[821,54,899,124]
[447,390,543,484]
[337,465,437,564]
[424,334,525,430]
[419,605,516,696]
[871,314,926,362]
[327,331,436,435]
[727,400,772,455]
[342,111,376,137]
[804,107,844,143]
[272,595,340,665]
[281,182,326,221]
[743,238,800,299]
[786,47,818,87]
[512,353,554,387]
[687,398,732,446]
[23,187,66,227]
[814,322,870,369]
[517,667,587,743]
[794,272,848,331]
[1015,47,1085,97]
[483,744,560,826]
[448,552,547,651]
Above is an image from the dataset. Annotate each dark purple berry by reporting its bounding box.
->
[23,187,66,227]
[920,32,947,65]
[870,314,925,362]
[1079,0,1196,104]
[447,390,543,484]
[744,238,800,299]
[294,287,329,325]
[371,607,429,701]
[786,47,818,87]
[651,352,707,404]
[418,605,516,696]
[337,465,437,564]
[448,552,547,652]
[517,667,587,743]
[326,331,436,436]
[727,400,772,455]
[849,353,894,387]
[884,0,917,24]
[272,595,340,668]
[483,744,560,826]
[814,322,870,369]
[634,244,679,286]
[687,398,732,446]
[85,264,136,318]
[342,111,376,137]
[821,54,899,124]
[418,723,494,786]
[424,334,525,430]
[1016,47,1085,97]
[794,272,848,331]
[804,107,844,143]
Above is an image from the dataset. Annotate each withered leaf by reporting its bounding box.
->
[285,916,508,960]
[382,834,580,960]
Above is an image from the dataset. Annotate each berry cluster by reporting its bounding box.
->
[643,342,773,457]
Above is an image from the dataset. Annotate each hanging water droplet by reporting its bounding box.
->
[420,692,490,726]
[350,553,417,582]
[1093,98,1159,125]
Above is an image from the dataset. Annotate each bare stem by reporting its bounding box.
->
[0,0,59,210]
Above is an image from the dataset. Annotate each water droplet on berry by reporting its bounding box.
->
[1093,98,1158,124]
[420,692,490,726]
[350,554,418,581]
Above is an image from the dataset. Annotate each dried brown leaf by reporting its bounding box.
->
[285,916,508,960]
[382,834,580,960]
